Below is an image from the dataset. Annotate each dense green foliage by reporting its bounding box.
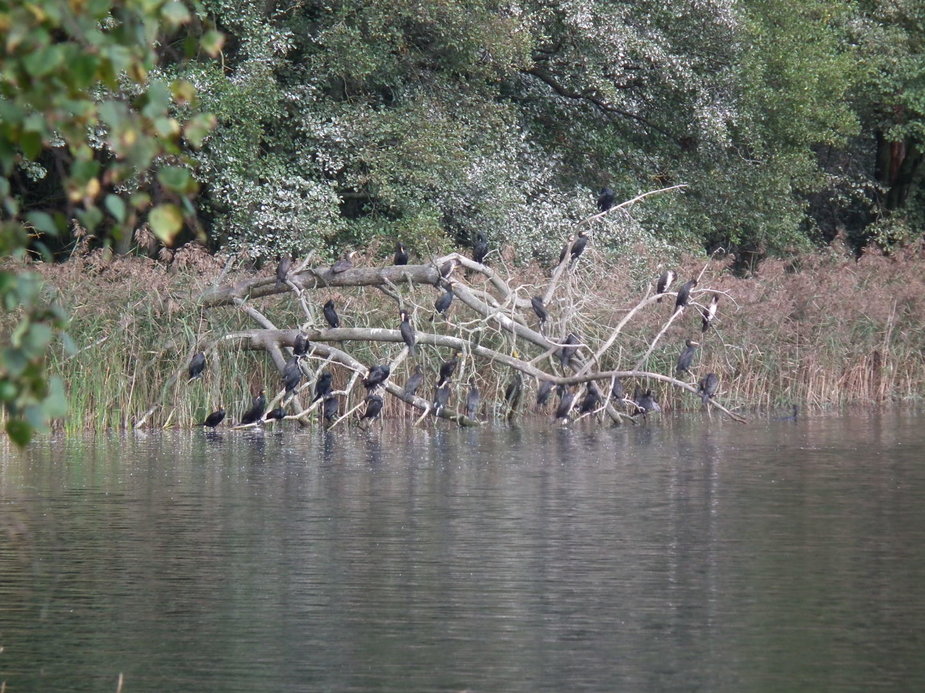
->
[171,0,922,264]
[1,0,216,443]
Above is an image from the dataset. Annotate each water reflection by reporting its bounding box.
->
[2,413,925,691]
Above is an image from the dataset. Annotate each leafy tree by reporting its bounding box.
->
[0,0,218,444]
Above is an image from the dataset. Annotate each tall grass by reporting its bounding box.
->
[26,239,925,432]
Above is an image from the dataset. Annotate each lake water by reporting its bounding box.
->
[2,411,925,692]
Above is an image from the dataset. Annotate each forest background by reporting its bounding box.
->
[2,0,924,442]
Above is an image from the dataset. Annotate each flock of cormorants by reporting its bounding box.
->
[192,187,725,430]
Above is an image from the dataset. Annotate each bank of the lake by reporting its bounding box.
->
[21,239,925,432]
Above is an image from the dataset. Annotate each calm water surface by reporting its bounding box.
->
[2,412,925,691]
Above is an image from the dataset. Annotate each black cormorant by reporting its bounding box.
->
[536,379,555,407]
[656,269,675,302]
[634,389,661,416]
[675,279,697,311]
[531,296,548,325]
[293,331,309,356]
[394,242,409,266]
[282,354,303,395]
[360,394,383,423]
[558,333,580,369]
[399,310,416,354]
[331,251,355,274]
[579,382,602,414]
[323,299,340,328]
[404,366,424,397]
[188,352,206,381]
[265,407,286,421]
[322,394,339,423]
[313,370,333,402]
[439,257,458,279]
[200,407,225,428]
[698,373,719,404]
[472,232,488,265]
[559,234,575,264]
[363,364,391,390]
[554,387,575,421]
[240,389,267,425]
[676,339,699,374]
[276,254,292,287]
[437,351,459,387]
[775,404,799,421]
[434,286,454,317]
[569,229,588,263]
[433,383,451,415]
[597,187,615,212]
[466,378,480,419]
[504,372,523,413]
[701,294,719,332]
[611,377,625,402]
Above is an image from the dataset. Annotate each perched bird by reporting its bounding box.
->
[472,232,488,265]
[331,251,355,274]
[675,279,698,311]
[312,370,333,402]
[399,310,416,354]
[265,407,286,422]
[558,234,575,264]
[656,269,675,302]
[323,299,340,328]
[393,242,409,266]
[504,372,523,414]
[465,378,480,419]
[676,339,699,375]
[569,229,589,263]
[558,333,580,369]
[200,407,225,428]
[701,294,719,333]
[536,379,555,407]
[282,354,303,395]
[531,296,548,325]
[404,366,424,398]
[322,394,339,423]
[433,383,452,416]
[597,186,615,212]
[293,332,309,356]
[187,352,206,381]
[554,387,575,421]
[240,389,267,425]
[579,382,602,414]
[439,257,458,280]
[434,286,454,317]
[634,389,661,416]
[437,351,459,387]
[363,364,391,390]
[698,373,719,404]
[276,254,292,287]
[611,377,625,402]
[359,394,383,423]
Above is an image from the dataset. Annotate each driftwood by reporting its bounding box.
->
[189,187,745,428]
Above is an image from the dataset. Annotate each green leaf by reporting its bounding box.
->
[23,324,54,357]
[76,205,104,230]
[148,204,184,242]
[157,166,191,193]
[200,30,225,57]
[20,131,43,160]
[161,1,192,28]
[105,194,126,223]
[23,45,65,77]
[43,376,69,419]
[6,419,33,447]
[26,211,59,236]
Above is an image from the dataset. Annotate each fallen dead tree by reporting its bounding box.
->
[179,185,745,428]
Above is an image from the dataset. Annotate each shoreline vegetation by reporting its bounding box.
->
[14,237,925,434]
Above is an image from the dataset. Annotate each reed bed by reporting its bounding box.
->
[21,238,925,432]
